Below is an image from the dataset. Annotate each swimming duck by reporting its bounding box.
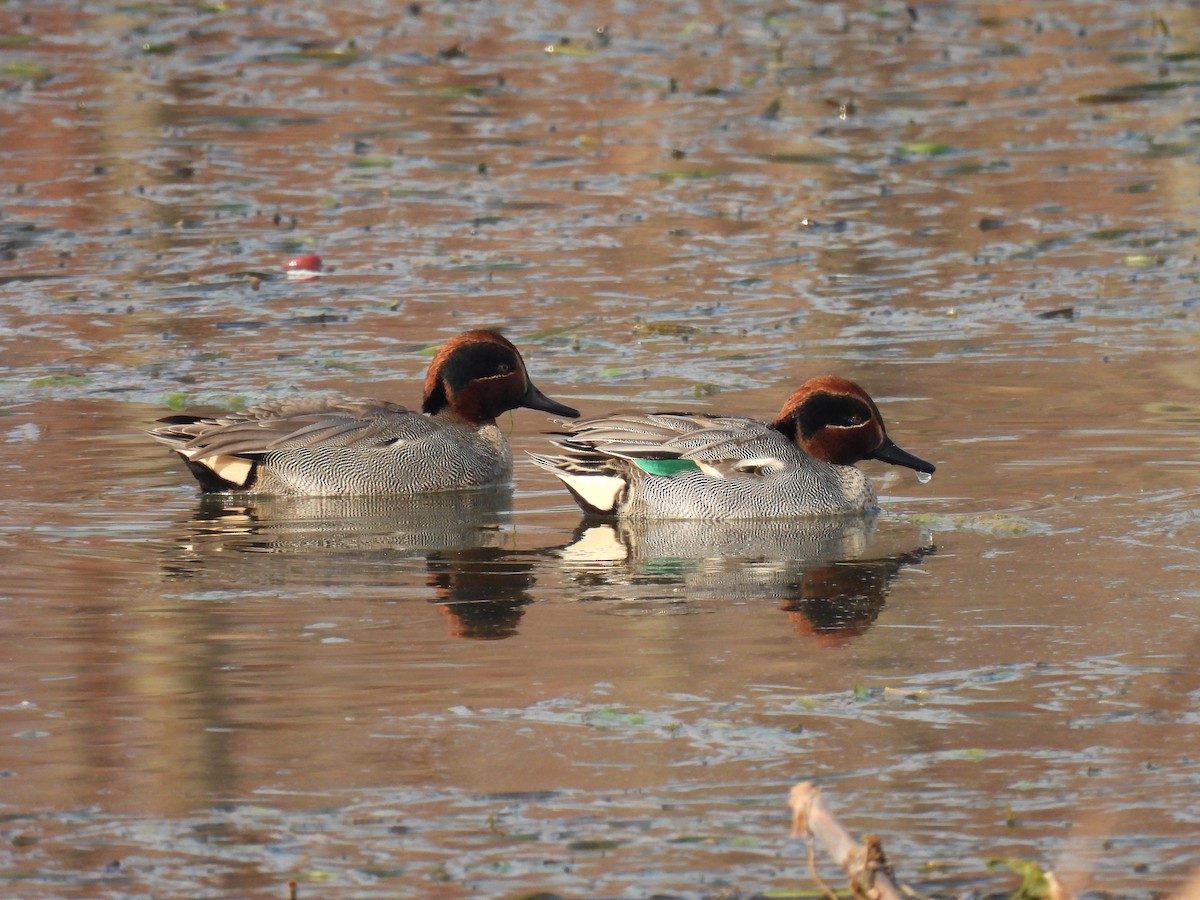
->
[150,329,579,495]
[530,375,934,519]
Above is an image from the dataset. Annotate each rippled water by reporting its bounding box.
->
[3,1,1200,897]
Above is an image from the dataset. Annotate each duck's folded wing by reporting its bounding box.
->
[556,413,777,456]
[543,413,797,479]
[150,397,424,458]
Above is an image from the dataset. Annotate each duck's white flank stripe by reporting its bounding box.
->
[733,456,785,474]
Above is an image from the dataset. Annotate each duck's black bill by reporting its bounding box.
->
[521,383,580,418]
[869,436,936,474]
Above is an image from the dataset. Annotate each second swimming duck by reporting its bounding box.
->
[531,376,934,519]
[150,329,579,495]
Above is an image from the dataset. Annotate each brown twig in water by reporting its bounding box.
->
[789,781,903,900]
[804,821,840,900]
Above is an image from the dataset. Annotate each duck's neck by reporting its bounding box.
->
[432,407,496,429]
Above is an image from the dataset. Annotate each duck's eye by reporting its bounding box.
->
[848,413,865,425]
[497,362,512,375]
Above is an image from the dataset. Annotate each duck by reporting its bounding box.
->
[530,375,934,519]
[149,329,580,495]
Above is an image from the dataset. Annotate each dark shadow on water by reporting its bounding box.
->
[557,515,934,644]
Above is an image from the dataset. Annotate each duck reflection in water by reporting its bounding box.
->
[162,489,525,613]
[780,544,935,645]
[426,547,535,640]
[165,491,540,639]
[557,515,933,644]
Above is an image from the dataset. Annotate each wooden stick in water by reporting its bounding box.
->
[788,781,903,900]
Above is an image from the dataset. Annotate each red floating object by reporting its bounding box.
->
[284,253,323,272]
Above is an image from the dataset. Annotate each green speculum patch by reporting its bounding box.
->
[633,458,699,477]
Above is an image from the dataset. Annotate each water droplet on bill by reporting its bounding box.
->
[916,471,933,484]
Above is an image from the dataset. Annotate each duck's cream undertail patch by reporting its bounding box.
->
[196,454,254,488]
[556,472,623,514]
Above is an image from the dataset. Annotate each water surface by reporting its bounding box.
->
[2,1,1199,896]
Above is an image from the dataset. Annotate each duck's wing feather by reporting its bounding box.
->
[530,413,803,516]
[149,397,428,459]
[555,412,789,460]
[534,413,799,482]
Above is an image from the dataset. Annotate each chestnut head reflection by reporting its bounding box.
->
[426,548,535,640]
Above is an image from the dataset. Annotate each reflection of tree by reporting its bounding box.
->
[427,547,535,640]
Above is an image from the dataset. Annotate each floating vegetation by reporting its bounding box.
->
[290,313,347,325]
[29,374,88,389]
[986,857,1054,900]
[1,62,53,86]
[940,159,1011,175]
[1077,80,1200,103]
[347,156,394,169]
[583,708,647,727]
[983,40,1023,57]
[1141,140,1194,159]
[649,168,725,181]
[268,46,360,65]
[1011,236,1072,259]
[163,392,190,411]
[521,325,577,343]
[422,84,489,97]
[632,322,698,337]
[320,358,364,372]
[1036,306,1075,321]
[1088,227,1137,241]
[759,152,836,165]
[544,42,599,58]
[905,513,1047,536]
[441,257,529,272]
[566,838,624,851]
[897,141,956,158]
[219,114,270,128]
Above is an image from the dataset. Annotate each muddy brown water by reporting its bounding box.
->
[2,1,1199,897]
